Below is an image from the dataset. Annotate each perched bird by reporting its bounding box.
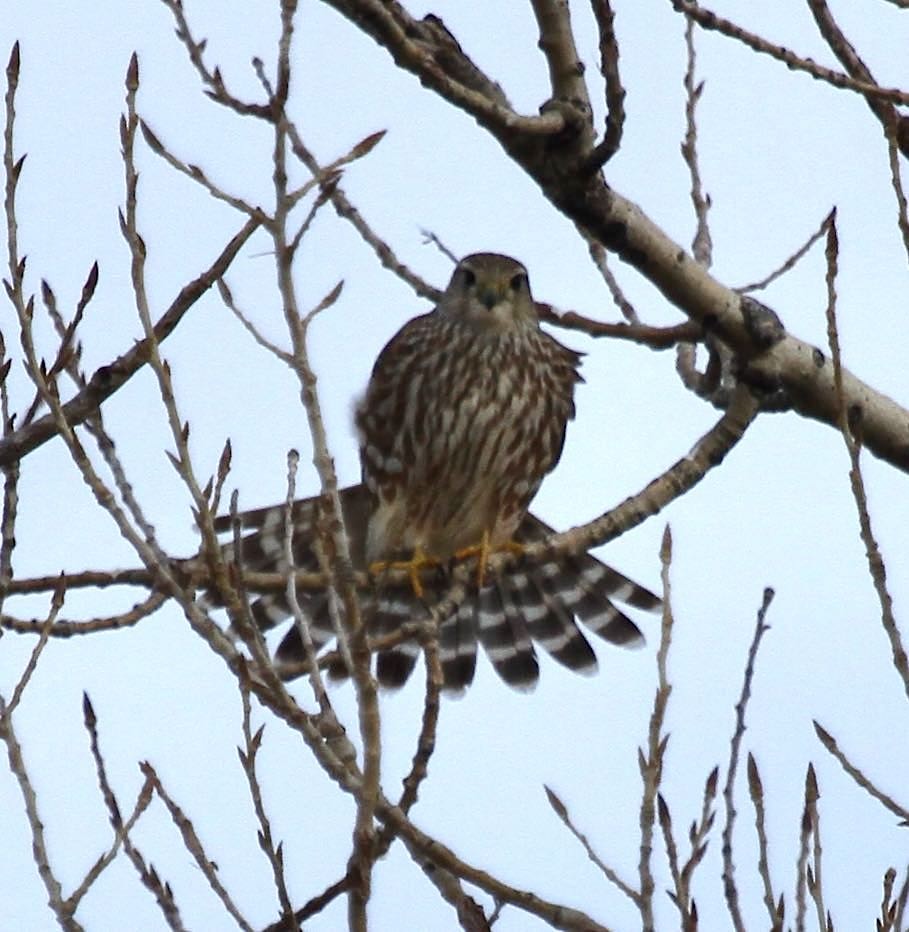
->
[218,253,659,691]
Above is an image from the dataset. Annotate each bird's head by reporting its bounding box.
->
[439,253,538,330]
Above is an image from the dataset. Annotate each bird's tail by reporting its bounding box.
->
[210,487,660,691]
[209,485,428,683]
[434,513,659,691]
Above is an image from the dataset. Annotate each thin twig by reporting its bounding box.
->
[0,694,81,931]
[237,679,297,929]
[6,579,65,714]
[0,215,261,469]
[267,11,379,924]
[586,0,625,170]
[822,215,909,700]
[377,788,613,932]
[812,722,909,823]
[746,753,783,930]
[286,122,438,300]
[121,53,223,576]
[217,278,293,363]
[584,240,639,323]
[545,785,640,906]
[281,451,337,710]
[794,770,812,932]
[884,117,909,267]
[0,42,24,627]
[878,869,899,932]
[140,120,268,221]
[734,211,833,294]
[803,764,828,930]
[1,590,168,638]
[638,525,675,931]
[393,624,443,816]
[663,766,718,928]
[681,15,712,267]
[539,303,700,348]
[81,695,181,928]
[804,0,909,262]
[158,0,272,119]
[141,762,254,932]
[420,228,458,264]
[893,864,909,931]
[66,770,156,914]
[721,587,775,932]
[672,0,909,106]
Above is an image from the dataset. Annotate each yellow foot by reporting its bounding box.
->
[369,547,439,599]
[453,532,525,588]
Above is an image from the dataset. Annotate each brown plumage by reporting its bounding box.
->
[217,254,659,691]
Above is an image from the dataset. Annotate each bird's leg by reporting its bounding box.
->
[369,547,439,599]
[454,532,525,588]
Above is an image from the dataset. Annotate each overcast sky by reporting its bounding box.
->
[3,2,909,930]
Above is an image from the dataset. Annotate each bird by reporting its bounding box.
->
[217,253,659,692]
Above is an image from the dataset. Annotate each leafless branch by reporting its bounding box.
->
[237,680,297,929]
[722,587,774,932]
[322,1,567,136]
[0,214,261,468]
[672,0,909,106]
[584,240,639,323]
[142,761,254,931]
[680,15,712,266]
[539,303,701,348]
[81,695,175,925]
[587,0,625,169]
[662,766,718,928]
[746,753,783,931]
[0,692,80,931]
[803,764,828,930]
[545,784,640,906]
[812,722,909,824]
[140,120,268,221]
[638,525,675,931]
[822,216,909,700]
[5,580,64,714]
[286,123,438,299]
[734,211,833,294]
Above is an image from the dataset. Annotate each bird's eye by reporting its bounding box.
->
[461,267,477,287]
[509,272,527,291]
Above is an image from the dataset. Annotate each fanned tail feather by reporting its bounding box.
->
[210,485,659,691]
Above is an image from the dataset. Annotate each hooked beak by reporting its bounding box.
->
[477,285,505,310]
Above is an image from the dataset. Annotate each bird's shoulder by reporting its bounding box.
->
[371,309,446,367]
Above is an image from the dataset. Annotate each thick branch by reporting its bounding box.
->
[318,1,909,472]
[564,199,908,472]
[320,0,564,135]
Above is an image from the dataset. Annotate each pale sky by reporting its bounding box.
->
[3,2,909,930]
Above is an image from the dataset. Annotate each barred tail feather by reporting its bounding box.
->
[373,590,424,688]
[476,581,539,688]
[514,513,658,648]
[505,567,599,675]
[438,598,479,693]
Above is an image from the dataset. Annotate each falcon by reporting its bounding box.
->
[219,253,659,691]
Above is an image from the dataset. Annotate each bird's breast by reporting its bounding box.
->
[360,326,578,561]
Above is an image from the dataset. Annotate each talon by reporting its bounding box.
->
[369,546,438,599]
[454,533,525,588]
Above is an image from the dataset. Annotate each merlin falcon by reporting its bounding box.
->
[218,253,659,691]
